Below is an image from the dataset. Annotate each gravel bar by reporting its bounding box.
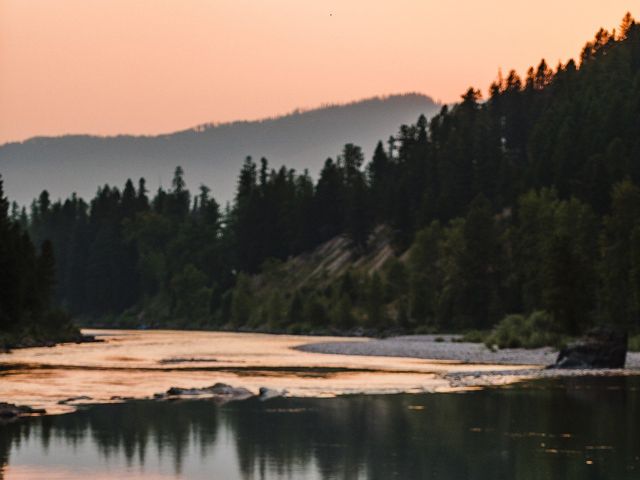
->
[297,335,640,369]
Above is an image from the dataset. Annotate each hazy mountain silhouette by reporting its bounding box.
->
[0,93,439,206]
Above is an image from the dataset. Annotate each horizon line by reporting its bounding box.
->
[0,91,441,147]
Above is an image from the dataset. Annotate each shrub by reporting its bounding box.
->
[629,334,640,352]
[484,311,563,349]
[460,329,488,343]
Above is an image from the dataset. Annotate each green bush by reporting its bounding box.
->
[629,335,640,352]
[460,329,489,343]
[484,311,563,349]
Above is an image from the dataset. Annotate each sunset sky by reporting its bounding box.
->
[0,1,635,144]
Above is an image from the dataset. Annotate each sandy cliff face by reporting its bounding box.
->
[251,225,397,294]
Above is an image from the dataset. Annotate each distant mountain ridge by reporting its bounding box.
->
[0,93,440,205]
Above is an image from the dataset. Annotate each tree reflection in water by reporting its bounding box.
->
[0,376,639,480]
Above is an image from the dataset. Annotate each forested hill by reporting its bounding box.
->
[0,94,439,206]
[16,14,640,344]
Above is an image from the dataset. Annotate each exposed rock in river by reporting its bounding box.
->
[159,357,218,364]
[0,402,46,423]
[156,383,254,404]
[58,396,93,405]
[154,383,287,404]
[259,387,286,400]
[551,327,628,369]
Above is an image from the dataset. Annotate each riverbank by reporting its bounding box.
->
[297,334,640,368]
[0,329,97,353]
[0,329,638,420]
[0,329,537,416]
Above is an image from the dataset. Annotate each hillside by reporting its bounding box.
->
[219,225,398,334]
[0,94,439,206]
[254,226,395,293]
[21,14,640,344]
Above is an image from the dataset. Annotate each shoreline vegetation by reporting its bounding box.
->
[0,329,98,353]
[3,14,640,355]
[76,319,640,353]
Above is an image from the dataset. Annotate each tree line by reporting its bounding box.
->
[0,176,79,347]
[9,13,640,340]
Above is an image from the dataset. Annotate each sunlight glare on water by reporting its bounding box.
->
[0,329,534,413]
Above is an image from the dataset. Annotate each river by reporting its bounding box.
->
[0,330,637,479]
[0,329,533,413]
[1,377,639,479]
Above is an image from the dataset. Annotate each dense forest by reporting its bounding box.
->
[0,177,80,349]
[8,13,640,345]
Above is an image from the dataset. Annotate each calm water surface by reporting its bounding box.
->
[1,376,638,480]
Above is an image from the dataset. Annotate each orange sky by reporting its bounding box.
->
[0,1,635,144]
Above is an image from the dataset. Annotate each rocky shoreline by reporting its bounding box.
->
[296,334,640,369]
[1,383,288,421]
[0,402,46,424]
[1,333,101,353]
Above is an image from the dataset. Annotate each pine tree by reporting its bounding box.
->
[37,240,56,313]
[341,144,372,249]
[314,158,344,241]
[366,273,386,328]
[0,175,18,330]
[601,180,640,328]
[458,195,502,328]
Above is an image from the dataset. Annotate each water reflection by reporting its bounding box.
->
[1,376,639,479]
[0,330,536,414]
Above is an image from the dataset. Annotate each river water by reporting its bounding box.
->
[1,377,639,479]
[0,330,532,413]
[0,330,638,479]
